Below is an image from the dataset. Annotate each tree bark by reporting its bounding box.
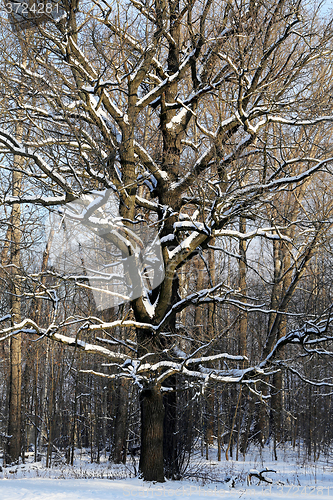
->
[139,386,165,482]
[112,378,129,464]
[271,244,291,445]
[163,376,180,479]
[7,333,21,464]
[6,157,23,464]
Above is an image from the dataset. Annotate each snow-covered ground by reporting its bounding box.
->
[0,446,332,499]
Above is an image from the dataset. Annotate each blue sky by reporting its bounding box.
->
[318,0,333,15]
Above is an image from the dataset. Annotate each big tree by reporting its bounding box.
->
[1,0,333,481]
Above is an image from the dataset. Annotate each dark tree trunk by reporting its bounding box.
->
[6,334,22,464]
[205,386,215,460]
[136,272,181,482]
[112,378,129,464]
[139,386,165,482]
[271,371,283,443]
[136,325,166,481]
[163,376,180,479]
[240,391,254,455]
[161,273,185,479]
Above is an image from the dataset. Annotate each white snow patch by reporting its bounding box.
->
[0,445,332,499]
[166,108,187,131]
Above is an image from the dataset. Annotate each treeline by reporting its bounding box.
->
[0,243,332,471]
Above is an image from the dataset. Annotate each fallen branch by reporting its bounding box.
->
[247,468,276,485]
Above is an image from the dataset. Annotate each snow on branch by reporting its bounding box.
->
[6,314,333,391]
[0,319,40,342]
[213,227,292,242]
[0,319,128,362]
[1,194,71,206]
[215,156,333,222]
[0,128,75,196]
[134,141,169,185]
[135,49,197,110]
[88,319,155,333]
[268,114,333,127]
[261,319,333,368]
[286,365,333,388]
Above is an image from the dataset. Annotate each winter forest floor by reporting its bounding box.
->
[0,445,332,499]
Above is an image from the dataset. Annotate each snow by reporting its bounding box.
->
[136,49,196,110]
[134,141,169,183]
[213,228,291,242]
[0,479,116,500]
[52,333,128,361]
[160,234,175,244]
[186,353,246,365]
[168,231,203,260]
[0,446,332,499]
[141,294,156,319]
[166,108,187,131]
[174,220,209,234]
[0,476,330,499]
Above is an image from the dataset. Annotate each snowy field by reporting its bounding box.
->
[0,446,332,499]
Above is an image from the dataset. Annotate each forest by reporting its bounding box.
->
[0,0,332,485]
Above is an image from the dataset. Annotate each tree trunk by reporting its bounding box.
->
[239,218,247,360]
[7,333,22,464]
[139,386,165,482]
[6,156,23,464]
[240,393,254,455]
[163,376,180,479]
[112,378,129,464]
[136,270,181,481]
[257,237,282,446]
[205,387,214,460]
[271,243,291,445]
